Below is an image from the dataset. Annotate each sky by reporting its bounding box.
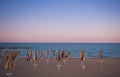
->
[0,0,120,43]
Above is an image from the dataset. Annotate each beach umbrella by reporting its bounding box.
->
[5,52,13,70]
[33,50,37,61]
[33,50,38,69]
[98,50,103,65]
[98,50,103,59]
[39,50,42,57]
[46,50,49,59]
[4,56,10,70]
[80,50,85,61]
[9,52,14,69]
[80,50,86,70]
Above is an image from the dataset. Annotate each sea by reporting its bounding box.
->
[0,43,120,58]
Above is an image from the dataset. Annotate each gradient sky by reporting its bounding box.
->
[0,0,120,43]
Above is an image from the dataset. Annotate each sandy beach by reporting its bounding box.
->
[0,57,120,77]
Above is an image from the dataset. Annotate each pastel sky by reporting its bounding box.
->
[0,0,120,43]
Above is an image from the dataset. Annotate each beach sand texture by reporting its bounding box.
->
[0,58,120,77]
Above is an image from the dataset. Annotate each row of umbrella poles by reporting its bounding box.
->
[3,50,87,77]
[28,50,63,71]
[27,50,97,71]
[2,48,103,76]
[2,49,63,73]
[27,50,71,71]
[24,49,103,71]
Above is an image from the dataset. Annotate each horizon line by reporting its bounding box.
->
[0,42,120,44]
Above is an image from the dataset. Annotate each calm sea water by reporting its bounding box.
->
[0,43,120,58]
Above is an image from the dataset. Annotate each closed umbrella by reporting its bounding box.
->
[33,50,37,61]
[5,52,13,70]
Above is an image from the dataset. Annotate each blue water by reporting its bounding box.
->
[0,43,120,58]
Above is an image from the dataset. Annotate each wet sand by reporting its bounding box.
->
[0,57,120,77]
